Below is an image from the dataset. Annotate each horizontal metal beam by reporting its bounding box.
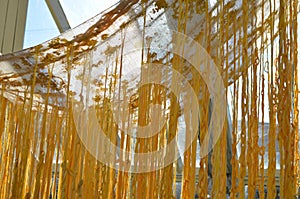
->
[45,0,71,33]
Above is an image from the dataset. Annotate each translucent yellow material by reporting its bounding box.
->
[0,0,299,198]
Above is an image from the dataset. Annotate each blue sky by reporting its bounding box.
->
[24,0,118,48]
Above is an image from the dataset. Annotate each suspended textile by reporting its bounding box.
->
[0,0,299,198]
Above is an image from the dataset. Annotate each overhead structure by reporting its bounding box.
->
[0,0,71,54]
[45,0,71,33]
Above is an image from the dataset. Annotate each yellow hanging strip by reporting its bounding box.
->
[197,1,210,198]
[19,46,40,198]
[237,0,249,198]
[258,0,266,197]
[181,0,201,198]
[211,0,227,198]
[292,0,300,193]
[33,62,54,198]
[267,0,277,197]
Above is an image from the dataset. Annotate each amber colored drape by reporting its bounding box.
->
[0,0,299,198]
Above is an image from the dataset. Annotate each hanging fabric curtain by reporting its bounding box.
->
[0,0,299,198]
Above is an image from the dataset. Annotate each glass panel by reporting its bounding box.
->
[59,0,119,28]
[24,0,60,48]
